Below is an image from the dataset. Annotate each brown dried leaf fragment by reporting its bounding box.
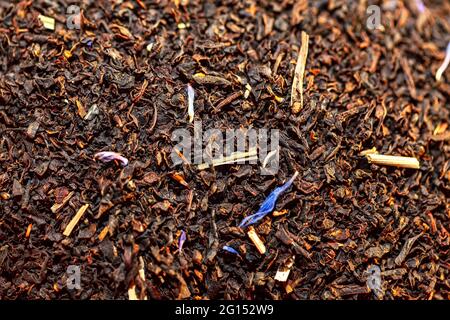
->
[12,179,24,198]
[51,191,74,213]
[26,121,40,139]
[399,57,417,99]
[395,234,421,266]
[365,243,391,258]
[333,285,370,297]
[177,274,191,299]
[110,23,133,39]
[291,0,308,26]
[214,91,242,113]
[75,99,86,119]
[192,73,231,86]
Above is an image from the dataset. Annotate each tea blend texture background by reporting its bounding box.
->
[0,0,449,300]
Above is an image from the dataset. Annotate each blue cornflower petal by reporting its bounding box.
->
[223,245,239,255]
[239,171,299,228]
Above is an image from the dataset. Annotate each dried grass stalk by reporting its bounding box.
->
[51,191,74,213]
[38,15,55,30]
[291,31,309,114]
[128,286,138,300]
[63,204,89,236]
[366,154,420,169]
[198,148,257,170]
[274,256,295,282]
[247,226,266,254]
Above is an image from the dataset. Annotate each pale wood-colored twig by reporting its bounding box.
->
[63,204,89,236]
[38,15,55,30]
[128,286,138,300]
[98,225,109,241]
[51,191,74,213]
[197,148,257,170]
[274,256,295,282]
[247,226,266,255]
[358,147,377,156]
[291,31,309,114]
[366,154,420,169]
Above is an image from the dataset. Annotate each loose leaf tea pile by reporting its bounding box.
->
[0,0,449,300]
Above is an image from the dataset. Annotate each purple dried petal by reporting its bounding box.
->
[187,84,195,122]
[223,245,239,255]
[436,42,450,81]
[178,230,186,251]
[94,151,128,166]
[382,0,397,11]
[239,171,299,228]
[415,0,425,13]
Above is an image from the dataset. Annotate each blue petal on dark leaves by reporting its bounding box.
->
[223,245,239,255]
[239,171,298,228]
